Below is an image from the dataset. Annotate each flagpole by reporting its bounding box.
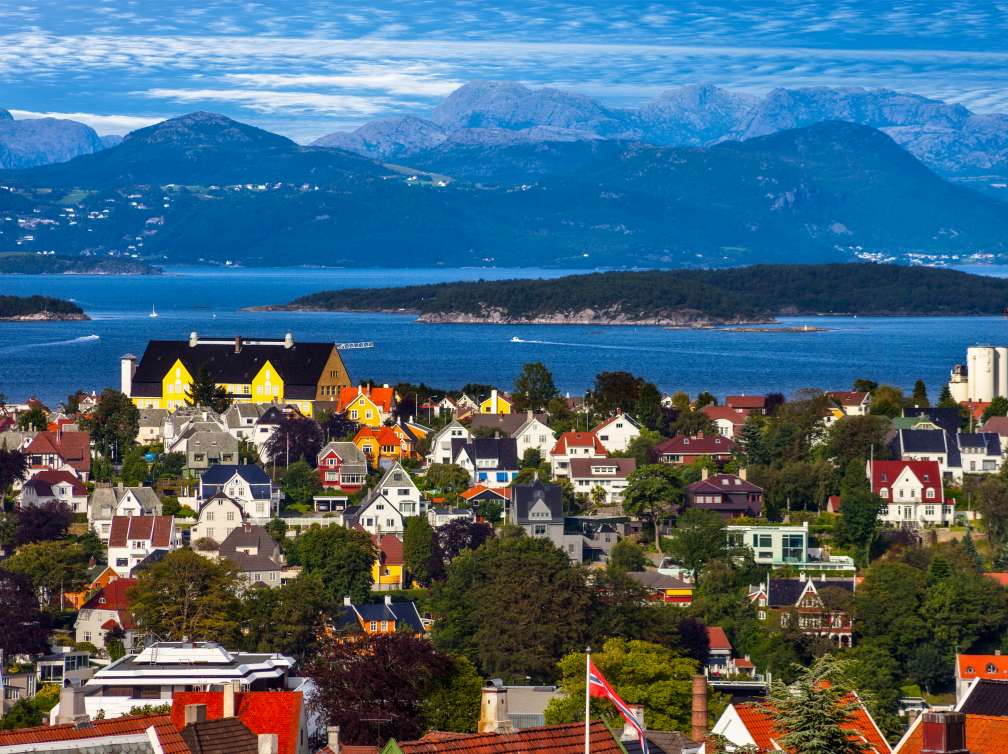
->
[584,646,591,754]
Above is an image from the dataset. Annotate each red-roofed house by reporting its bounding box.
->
[705,626,757,681]
[24,429,91,480]
[894,711,1008,754]
[827,391,872,416]
[701,405,751,439]
[868,460,951,526]
[725,395,768,414]
[373,533,405,591]
[74,577,139,652]
[107,515,177,576]
[337,385,397,427]
[354,425,409,469]
[385,721,625,754]
[591,410,641,453]
[460,485,512,505]
[550,431,607,478]
[704,696,890,754]
[956,654,1008,701]
[656,434,735,466]
[0,712,187,754]
[171,687,311,754]
[684,472,763,518]
[19,469,88,512]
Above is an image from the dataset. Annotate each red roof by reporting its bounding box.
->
[895,714,1008,754]
[460,485,512,501]
[986,572,1008,587]
[0,713,187,753]
[100,618,122,630]
[725,395,767,410]
[108,515,174,549]
[687,474,762,494]
[171,691,303,754]
[25,468,87,495]
[392,721,623,753]
[958,654,1008,681]
[827,391,870,407]
[656,434,735,457]
[982,416,1008,436]
[550,432,607,456]
[82,577,138,630]
[374,533,404,566]
[735,658,755,670]
[707,626,733,652]
[24,430,91,474]
[701,405,750,424]
[337,386,395,413]
[732,698,890,754]
[826,495,842,513]
[869,460,944,504]
[963,400,992,422]
[354,425,402,447]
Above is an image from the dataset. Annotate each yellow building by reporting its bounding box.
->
[372,534,405,591]
[479,389,512,415]
[122,332,351,417]
[336,385,396,427]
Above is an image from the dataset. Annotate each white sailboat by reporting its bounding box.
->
[149,305,158,318]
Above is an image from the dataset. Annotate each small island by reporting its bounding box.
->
[260,263,1008,326]
[0,253,161,275]
[0,295,89,321]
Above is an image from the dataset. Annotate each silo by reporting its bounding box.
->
[968,346,996,402]
[996,347,1008,397]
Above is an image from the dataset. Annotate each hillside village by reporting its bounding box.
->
[4,332,1008,753]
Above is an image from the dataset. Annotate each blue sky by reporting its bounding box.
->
[3,0,1008,141]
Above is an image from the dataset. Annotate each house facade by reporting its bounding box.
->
[107,515,176,577]
[748,576,856,647]
[685,472,763,518]
[24,430,91,480]
[199,464,276,521]
[591,411,641,453]
[868,459,952,526]
[74,577,140,652]
[549,431,607,479]
[336,385,396,427]
[426,420,472,466]
[451,437,520,485]
[19,470,88,513]
[478,389,512,415]
[88,485,163,541]
[316,441,368,492]
[569,457,636,505]
[655,434,735,465]
[191,493,248,547]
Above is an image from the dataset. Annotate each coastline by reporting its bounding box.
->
[0,310,90,321]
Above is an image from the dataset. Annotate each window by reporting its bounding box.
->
[83,632,91,643]
[207,512,215,521]
[880,488,888,499]
[207,528,214,538]
[116,558,128,567]
[782,534,804,564]
[369,621,378,632]
[925,505,935,516]
[533,524,547,536]
[926,488,936,499]
[226,511,235,521]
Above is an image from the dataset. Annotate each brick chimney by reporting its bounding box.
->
[691,675,708,742]
[922,711,969,754]
[223,680,239,718]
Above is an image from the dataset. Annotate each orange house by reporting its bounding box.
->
[63,565,120,610]
[334,596,426,637]
[354,425,406,468]
[336,385,397,427]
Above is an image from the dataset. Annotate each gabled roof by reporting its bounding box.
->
[725,395,767,410]
[108,515,174,549]
[469,412,544,436]
[81,577,137,613]
[869,460,944,503]
[707,626,733,653]
[353,599,424,632]
[200,463,272,486]
[568,457,636,479]
[701,405,750,424]
[959,655,1008,681]
[903,407,961,435]
[959,432,1002,455]
[550,431,607,456]
[181,716,258,754]
[592,411,642,433]
[627,570,691,591]
[390,721,623,754]
[982,416,1008,436]
[764,577,853,608]
[337,385,395,413]
[355,425,402,447]
[0,713,187,754]
[171,690,304,754]
[686,474,762,494]
[511,480,563,522]
[826,390,870,406]
[317,440,368,467]
[655,434,735,456]
[460,485,511,502]
[24,430,91,473]
[374,462,418,491]
[451,437,520,469]
[894,714,1008,754]
[731,698,890,754]
[959,679,1008,716]
[23,469,86,496]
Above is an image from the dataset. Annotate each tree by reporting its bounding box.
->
[430,536,591,682]
[982,396,1008,423]
[937,385,958,409]
[404,516,437,587]
[521,448,542,468]
[120,446,149,486]
[622,464,683,556]
[128,549,240,642]
[263,415,324,467]
[634,383,664,431]
[910,379,930,408]
[513,362,558,411]
[696,391,717,409]
[185,365,232,413]
[0,570,50,656]
[820,416,890,469]
[424,464,471,495]
[238,573,328,665]
[852,379,878,394]
[295,525,375,604]
[281,460,322,506]
[976,476,1008,548]
[3,541,88,608]
[307,632,455,746]
[618,429,660,467]
[0,448,28,498]
[436,520,494,563]
[869,385,905,418]
[665,509,726,580]
[422,655,483,733]
[545,638,699,732]
[14,501,73,546]
[17,406,47,431]
[607,538,647,575]
[592,371,649,415]
[907,643,952,694]
[765,655,871,754]
[0,683,60,731]
[80,389,139,461]
[854,563,928,662]
[835,460,882,565]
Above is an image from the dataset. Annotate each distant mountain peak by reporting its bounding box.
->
[125,111,294,149]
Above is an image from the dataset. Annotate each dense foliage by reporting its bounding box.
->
[0,294,84,317]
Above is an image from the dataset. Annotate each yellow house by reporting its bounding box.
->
[337,385,396,427]
[372,534,405,591]
[122,332,351,417]
[354,426,404,469]
[479,389,512,415]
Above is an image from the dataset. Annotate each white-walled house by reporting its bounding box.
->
[569,458,636,505]
[89,485,163,541]
[868,459,953,526]
[550,432,608,479]
[191,493,248,548]
[199,464,276,522]
[512,413,557,460]
[107,515,177,577]
[591,411,641,454]
[74,578,140,652]
[370,463,424,518]
[426,420,471,466]
[19,470,88,513]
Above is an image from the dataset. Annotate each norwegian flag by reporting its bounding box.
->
[587,659,648,753]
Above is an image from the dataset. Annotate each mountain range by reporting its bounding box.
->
[314,82,1008,184]
[0,108,113,169]
[2,110,1007,268]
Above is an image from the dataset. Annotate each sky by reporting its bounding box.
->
[3,0,1008,142]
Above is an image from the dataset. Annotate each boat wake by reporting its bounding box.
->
[0,334,100,353]
[509,336,652,352]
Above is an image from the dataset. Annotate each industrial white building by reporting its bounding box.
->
[949,346,1008,403]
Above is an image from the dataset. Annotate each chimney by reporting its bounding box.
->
[478,683,515,734]
[283,332,294,349]
[56,686,88,725]
[620,704,646,742]
[326,726,340,752]
[343,595,352,606]
[384,594,393,606]
[691,675,708,742]
[257,734,279,754]
[921,711,969,754]
[184,704,207,725]
[701,467,709,481]
[739,467,747,481]
[223,680,238,718]
[234,336,242,354]
[189,331,199,347]
[120,354,136,398]
[491,388,498,412]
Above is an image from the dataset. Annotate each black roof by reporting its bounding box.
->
[354,599,425,632]
[904,407,962,435]
[765,578,853,607]
[898,428,949,453]
[960,679,1008,716]
[959,432,1002,455]
[131,337,340,399]
[511,479,563,523]
[450,437,519,469]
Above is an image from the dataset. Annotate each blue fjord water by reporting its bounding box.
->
[0,265,1005,406]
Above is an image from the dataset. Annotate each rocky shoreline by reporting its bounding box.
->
[0,310,90,321]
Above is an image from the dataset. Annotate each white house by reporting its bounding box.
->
[88,485,163,541]
[425,420,471,466]
[199,464,276,522]
[591,411,641,454]
[827,390,872,416]
[107,515,176,577]
[550,431,608,479]
[868,459,953,526]
[569,458,636,506]
[512,413,557,460]
[371,463,424,517]
[19,470,88,513]
[74,577,140,652]
[191,493,248,548]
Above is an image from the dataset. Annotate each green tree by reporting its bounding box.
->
[618,429,661,467]
[424,464,471,495]
[923,570,1008,650]
[592,371,649,415]
[835,460,882,564]
[281,460,322,507]
[852,379,878,394]
[521,447,543,468]
[404,516,437,587]
[982,396,1008,423]
[820,416,890,469]
[634,383,664,431]
[513,362,558,411]
[907,643,952,694]
[0,448,28,499]
[3,541,88,608]
[119,446,149,486]
[765,655,872,754]
[869,385,905,418]
[545,638,699,732]
[128,549,240,642]
[238,573,328,665]
[17,406,47,431]
[976,476,1008,548]
[80,389,139,461]
[695,391,717,409]
[622,464,683,556]
[607,538,647,575]
[665,509,726,580]
[910,379,930,408]
[295,525,375,604]
[854,562,928,663]
[937,385,958,409]
[423,655,483,733]
[186,365,232,413]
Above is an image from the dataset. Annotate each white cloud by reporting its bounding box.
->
[221,69,462,97]
[7,109,162,134]
[138,87,395,116]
